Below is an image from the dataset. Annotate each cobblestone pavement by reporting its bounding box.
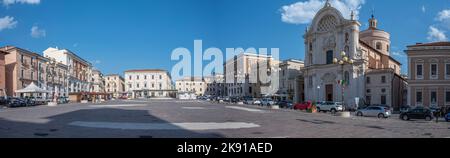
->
[0,99,448,138]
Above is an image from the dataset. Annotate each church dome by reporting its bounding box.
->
[360,14,391,55]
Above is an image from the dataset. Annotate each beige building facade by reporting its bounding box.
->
[2,46,68,97]
[90,69,105,93]
[279,59,304,102]
[224,53,280,98]
[125,69,175,98]
[0,50,8,97]
[406,42,450,109]
[43,47,93,94]
[105,74,125,98]
[175,77,206,96]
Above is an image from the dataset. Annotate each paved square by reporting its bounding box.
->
[0,99,448,138]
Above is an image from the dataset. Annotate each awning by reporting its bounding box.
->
[15,82,51,93]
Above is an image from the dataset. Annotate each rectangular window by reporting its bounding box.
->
[381,76,386,83]
[446,91,450,103]
[366,77,371,84]
[431,64,437,79]
[381,95,386,105]
[446,64,450,78]
[430,91,437,105]
[129,76,132,80]
[326,50,333,64]
[366,96,371,105]
[416,64,423,79]
[416,91,423,104]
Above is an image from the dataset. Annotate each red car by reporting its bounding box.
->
[294,101,312,110]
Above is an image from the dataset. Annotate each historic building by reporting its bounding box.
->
[175,77,206,96]
[104,74,125,99]
[2,46,68,97]
[204,73,225,97]
[90,69,105,93]
[0,50,8,97]
[224,53,280,98]
[302,2,405,109]
[279,59,304,102]
[406,42,450,109]
[43,47,93,94]
[124,69,175,98]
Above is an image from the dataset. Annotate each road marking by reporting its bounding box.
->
[69,121,260,130]
[89,104,147,108]
[182,107,206,110]
[226,106,265,113]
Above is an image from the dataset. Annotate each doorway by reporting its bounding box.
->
[325,84,333,102]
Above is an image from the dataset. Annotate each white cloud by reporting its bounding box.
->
[427,26,447,42]
[2,0,40,6]
[0,16,17,31]
[391,51,406,57]
[281,0,365,24]
[31,26,46,38]
[421,5,426,13]
[436,9,450,21]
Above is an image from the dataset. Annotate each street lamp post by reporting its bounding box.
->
[333,51,354,112]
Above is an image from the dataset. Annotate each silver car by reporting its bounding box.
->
[356,106,391,118]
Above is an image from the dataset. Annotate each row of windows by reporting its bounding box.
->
[366,76,387,84]
[365,95,387,105]
[128,75,162,80]
[178,88,203,92]
[128,83,163,89]
[178,82,203,86]
[416,63,450,79]
[416,91,450,105]
[366,88,386,94]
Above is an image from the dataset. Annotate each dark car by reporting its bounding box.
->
[23,98,36,106]
[278,100,293,109]
[400,108,434,121]
[0,97,9,106]
[7,98,27,108]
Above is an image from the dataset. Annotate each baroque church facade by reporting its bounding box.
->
[303,2,406,109]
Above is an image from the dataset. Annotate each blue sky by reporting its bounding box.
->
[1,0,449,77]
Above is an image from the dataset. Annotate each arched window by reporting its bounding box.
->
[345,33,349,43]
[376,42,382,50]
[386,45,390,52]
[345,45,350,54]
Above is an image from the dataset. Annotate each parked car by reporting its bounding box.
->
[243,97,254,105]
[294,101,312,110]
[0,97,8,106]
[400,106,412,113]
[252,99,262,105]
[316,101,344,113]
[260,98,275,106]
[400,107,434,121]
[23,98,36,107]
[31,97,48,105]
[356,106,391,118]
[445,113,450,122]
[7,98,27,108]
[278,100,294,109]
[58,97,70,104]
